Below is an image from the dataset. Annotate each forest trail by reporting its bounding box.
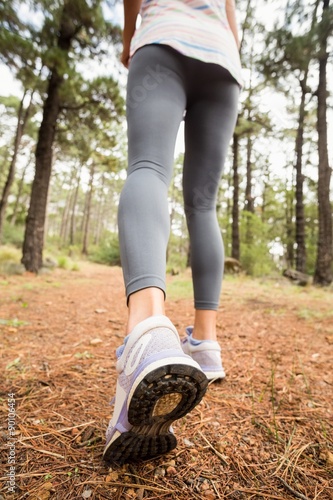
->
[1,263,332,499]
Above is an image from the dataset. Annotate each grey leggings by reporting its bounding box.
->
[118,44,239,310]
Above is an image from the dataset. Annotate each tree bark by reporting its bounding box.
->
[82,162,95,255]
[294,0,320,274]
[231,133,240,260]
[244,134,254,215]
[69,165,82,246]
[93,172,106,245]
[21,68,63,271]
[59,169,77,244]
[21,6,78,272]
[294,78,307,274]
[59,187,72,245]
[244,132,254,245]
[285,187,294,269]
[313,0,332,285]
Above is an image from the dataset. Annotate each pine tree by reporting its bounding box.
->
[313,0,333,285]
[20,0,122,271]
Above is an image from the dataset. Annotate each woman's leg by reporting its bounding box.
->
[118,45,186,332]
[105,48,209,461]
[183,64,240,339]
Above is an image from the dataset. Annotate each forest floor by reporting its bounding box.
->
[0,262,332,500]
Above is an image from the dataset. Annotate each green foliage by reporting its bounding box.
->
[258,0,320,93]
[1,223,25,248]
[57,255,70,269]
[240,212,278,276]
[89,234,121,266]
[0,245,21,263]
[0,95,21,111]
[0,244,24,275]
[56,255,79,271]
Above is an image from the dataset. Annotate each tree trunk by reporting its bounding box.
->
[313,0,332,285]
[0,89,27,241]
[285,187,294,268]
[294,79,307,274]
[244,133,254,245]
[244,134,254,214]
[59,186,73,245]
[21,68,63,271]
[59,169,77,245]
[82,162,95,255]
[69,165,82,246]
[261,161,270,223]
[225,168,232,254]
[231,133,240,260]
[94,172,106,245]
[21,7,77,272]
[294,0,320,274]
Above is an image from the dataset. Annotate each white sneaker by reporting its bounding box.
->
[103,316,208,464]
[181,326,226,381]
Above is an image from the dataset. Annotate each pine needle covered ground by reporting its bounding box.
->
[1,263,332,499]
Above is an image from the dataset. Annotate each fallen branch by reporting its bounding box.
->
[277,476,310,500]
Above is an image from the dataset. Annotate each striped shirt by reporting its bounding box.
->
[130,0,243,86]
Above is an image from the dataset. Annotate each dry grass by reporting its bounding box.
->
[0,264,332,499]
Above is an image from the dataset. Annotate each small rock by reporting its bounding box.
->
[106,471,119,481]
[90,338,103,345]
[215,442,226,454]
[164,459,176,466]
[95,308,107,314]
[319,449,333,466]
[327,450,333,466]
[203,491,216,499]
[125,489,136,498]
[184,438,195,447]
[154,467,165,477]
[200,482,210,491]
[166,466,177,476]
[259,450,271,461]
[43,482,53,491]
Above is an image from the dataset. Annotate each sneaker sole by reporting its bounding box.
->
[205,370,226,381]
[103,363,208,464]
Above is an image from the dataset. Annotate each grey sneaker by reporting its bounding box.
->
[103,316,208,465]
[181,326,225,381]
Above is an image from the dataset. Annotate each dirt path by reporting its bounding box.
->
[1,263,332,499]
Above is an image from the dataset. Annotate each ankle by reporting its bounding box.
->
[192,327,217,342]
[193,310,217,341]
[127,287,165,333]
